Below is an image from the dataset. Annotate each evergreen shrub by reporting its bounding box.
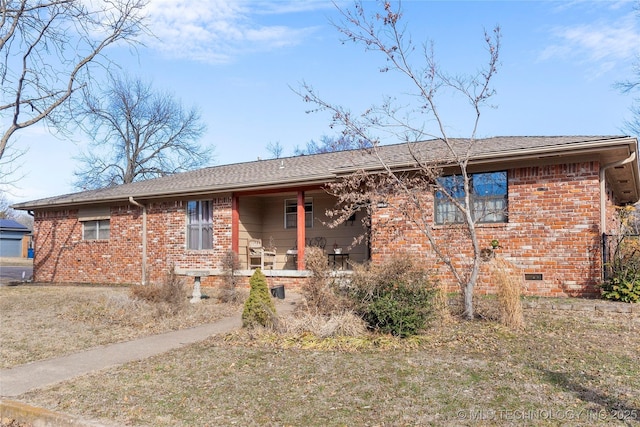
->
[242,268,276,327]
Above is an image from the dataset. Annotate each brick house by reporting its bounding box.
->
[12,136,640,297]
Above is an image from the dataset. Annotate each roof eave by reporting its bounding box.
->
[12,175,336,210]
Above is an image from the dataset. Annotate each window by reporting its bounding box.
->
[79,207,110,240]
[435,171,507,224]
[187,200,213,250]
[284,198,313,228]
[82,219,110,240]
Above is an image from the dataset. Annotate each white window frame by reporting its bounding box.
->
[82,219,110,240]
[284,198,313,229]
[187,200,214,250]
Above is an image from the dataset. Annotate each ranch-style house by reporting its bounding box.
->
[13,135,640,297]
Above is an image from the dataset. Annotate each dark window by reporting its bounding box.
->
[435,172,507,224]
[285,198,313,228]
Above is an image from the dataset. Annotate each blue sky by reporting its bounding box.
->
[5,0,640,205]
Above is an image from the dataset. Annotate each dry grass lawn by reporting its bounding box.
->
[0,285,240,369]
[1,284,639,426]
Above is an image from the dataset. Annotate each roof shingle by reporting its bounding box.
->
[12,135,637,209]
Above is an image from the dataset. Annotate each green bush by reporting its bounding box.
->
[601,269,640,303]
[242,268,276,328]
[348,256,436,337]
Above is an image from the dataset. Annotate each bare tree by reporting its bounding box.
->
[293,134,357,156]
[298,1,500,319]
[0,191,33,228]
[0,0,147,162]
[73,74,210,189]
[266,140,284,159]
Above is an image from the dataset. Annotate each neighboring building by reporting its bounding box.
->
[0,219,31,258]
[12,136,640,297]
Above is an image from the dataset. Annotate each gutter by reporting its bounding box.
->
[599,151,636,235]
[128,197,147,285]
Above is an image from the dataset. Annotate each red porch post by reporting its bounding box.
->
[297,191,305,270]
[232,195,239,254]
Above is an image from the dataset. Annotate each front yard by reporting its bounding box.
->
[1,285,638,426]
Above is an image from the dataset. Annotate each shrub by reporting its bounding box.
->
[601,269,640,303]
[242,268,276,328]
[492,257,524,329]
[347,255,436,337]
[130,267,187,315]
[219,250,243,304]
[276,312,367,338]
[301,246,349,315]
[602,236,640,303]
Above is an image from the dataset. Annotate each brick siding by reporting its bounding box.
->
[32,161,614,296]
[370,162,605,297]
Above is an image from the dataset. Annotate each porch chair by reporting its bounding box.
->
[247,238,276,270]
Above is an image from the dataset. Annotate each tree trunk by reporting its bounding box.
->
[463,283,474,320]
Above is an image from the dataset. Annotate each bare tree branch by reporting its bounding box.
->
[299,0,501,319]
[0,0,148,162]
[73,74,211,189]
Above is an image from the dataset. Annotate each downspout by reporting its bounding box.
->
[129,197,147,285]
[599,151,636,236]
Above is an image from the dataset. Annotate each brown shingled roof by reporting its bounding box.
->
[12,135,639,209]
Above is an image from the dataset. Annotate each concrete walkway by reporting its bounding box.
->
[0,294,299,398]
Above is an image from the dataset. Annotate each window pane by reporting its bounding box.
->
[187,201,198,223]
[473,172,507,197]
[97,220,110,239]
[83,221,97,240]
[187,200,214,249]
[284,199,313,229]
[285,200,296,228]
[436,200,463,224]
[202,225,213,249]
[435,172,507,224]
[188,225,199,249]
[436,175,465,199]
[201,201,213,223]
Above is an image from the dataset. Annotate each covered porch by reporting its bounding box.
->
[232,187,369,272]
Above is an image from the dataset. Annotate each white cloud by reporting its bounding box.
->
[538,14,639,77]
[142,0,327,64]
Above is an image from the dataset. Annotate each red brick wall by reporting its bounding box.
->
[370,162,604,297]
[33,207,143,284]
[32,161,614,297]
[33,198,234,285]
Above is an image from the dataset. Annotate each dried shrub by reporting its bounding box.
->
[219,250,243,304]
[347,254,437,337]
[130,267,187,315]
[431,283,453,324]
[276,312,367,338]
[301,246,349,315]
[242,268,276,328]
[492,257,524,330]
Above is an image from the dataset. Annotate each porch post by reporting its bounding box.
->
[232,195,239,254]
[297,191,305,270]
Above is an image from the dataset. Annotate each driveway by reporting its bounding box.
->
[0,258,33,284]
